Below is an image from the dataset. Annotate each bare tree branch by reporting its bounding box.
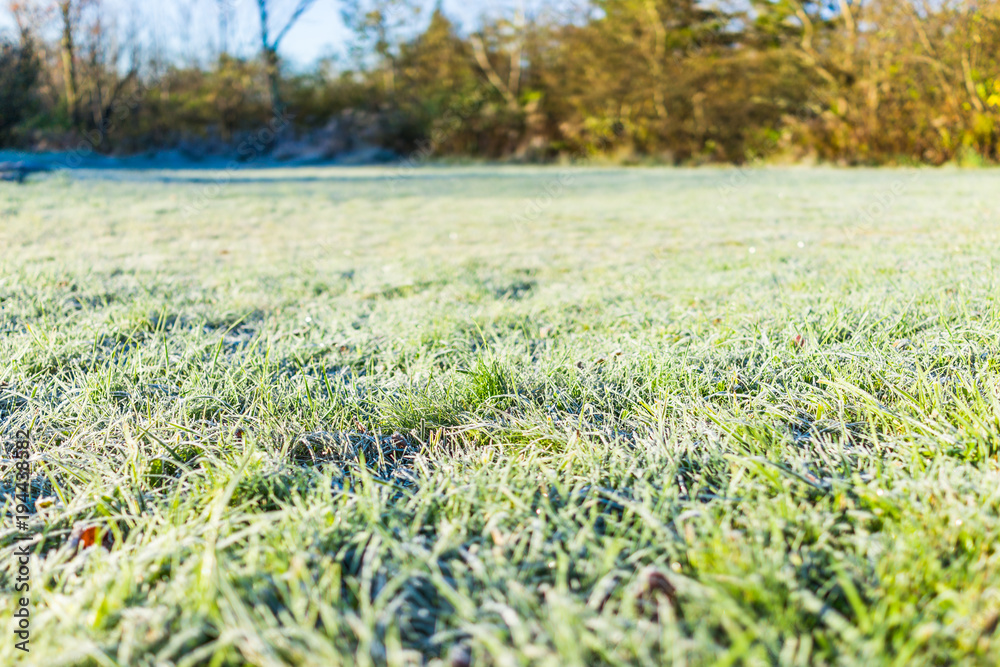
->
[273,0,318,50]
[471,33,518,110]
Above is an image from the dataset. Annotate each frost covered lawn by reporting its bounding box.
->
[2,166,1000,665]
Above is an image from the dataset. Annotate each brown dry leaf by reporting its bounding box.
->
[80,526,100,548]
[635,567,680,621]
[69,523,115,552]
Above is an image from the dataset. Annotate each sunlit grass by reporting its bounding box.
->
[1,166,1000,665]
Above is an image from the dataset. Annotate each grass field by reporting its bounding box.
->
[2,165,1000,666]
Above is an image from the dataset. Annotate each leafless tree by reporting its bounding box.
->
[5,0,48,43]
[255,0,318,117]
[77,0,139,134]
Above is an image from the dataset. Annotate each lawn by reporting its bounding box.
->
[2,165,1000,666]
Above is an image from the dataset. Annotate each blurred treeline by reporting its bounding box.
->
[2,0,1000,165]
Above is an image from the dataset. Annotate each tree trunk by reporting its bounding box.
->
[59,1,77,126]
[256,0,282,118]
[264,47,282,117]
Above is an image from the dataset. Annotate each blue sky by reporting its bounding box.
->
[1,1,549,70]
[237,0,526,68]
[167,0,505,68]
